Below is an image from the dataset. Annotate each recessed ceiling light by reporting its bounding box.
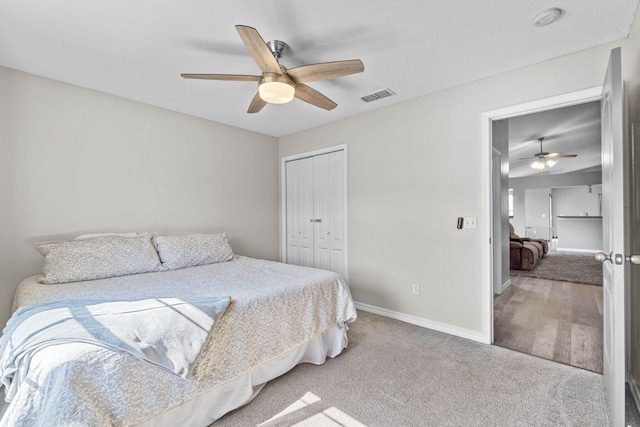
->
[533,8,563,27]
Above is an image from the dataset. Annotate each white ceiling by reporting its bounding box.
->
[508,101,602,178]
[0,1,637,137]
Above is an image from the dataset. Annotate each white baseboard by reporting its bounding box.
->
[627,372,640,414]
[354,301,486,344]
[500,278,511,293]
[555,248,600,254]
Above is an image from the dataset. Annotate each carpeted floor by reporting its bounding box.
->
[510,251,603,286]
[628,385,640,426]
[212,311,611,426]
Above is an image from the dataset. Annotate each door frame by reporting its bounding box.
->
[491,147,507,295]
[280,144,349,283]
[480,86,602,344]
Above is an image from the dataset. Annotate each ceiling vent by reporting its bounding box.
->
[361,88,396,102]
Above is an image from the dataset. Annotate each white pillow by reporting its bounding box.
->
[36,233,163,284]
[155,233,234,270]
[75,232,138,240]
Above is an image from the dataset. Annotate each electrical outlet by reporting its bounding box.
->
[463,217,477,229]
[412,283,420,295]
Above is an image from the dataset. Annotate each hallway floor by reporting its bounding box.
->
[494,274,603,373]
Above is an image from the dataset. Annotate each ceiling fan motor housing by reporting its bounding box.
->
[266,40,289,61]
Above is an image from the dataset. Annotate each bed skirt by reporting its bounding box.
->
[137,323,348,427]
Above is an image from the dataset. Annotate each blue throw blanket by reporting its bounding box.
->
[0,296,231,402]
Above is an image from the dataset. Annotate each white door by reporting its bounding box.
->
[313,151,346,276]
[598,47,626,427]
[286,157,314,268]
[285,150,347,280]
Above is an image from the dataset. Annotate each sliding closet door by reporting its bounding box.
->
[313,151,346,277]
[285,150,347,280]
[286,157,314,268]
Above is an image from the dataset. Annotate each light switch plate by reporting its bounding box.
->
[463,217,477,229]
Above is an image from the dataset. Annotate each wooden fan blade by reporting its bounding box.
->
[294,84,337,111]
[181,74,261,82]
[545,153,578,158]
[287,60,364,83]
[247,92,267,113]
[235,25,282,75]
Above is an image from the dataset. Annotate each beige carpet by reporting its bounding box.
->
[212,311,610,426]
[510,251,603,286]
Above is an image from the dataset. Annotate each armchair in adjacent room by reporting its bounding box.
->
[509,223,548,270]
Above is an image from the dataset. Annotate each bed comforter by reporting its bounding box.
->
[0,256,356,426]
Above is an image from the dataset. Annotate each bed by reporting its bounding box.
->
[0,233,357,426]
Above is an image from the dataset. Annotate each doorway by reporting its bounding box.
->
[484,48,633,426]
[481,86,603,344]
[491,100,604,372]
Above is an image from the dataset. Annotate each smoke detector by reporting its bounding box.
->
[533,8,563,27]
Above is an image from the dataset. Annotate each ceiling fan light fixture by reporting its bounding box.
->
[531,159,546,170]
[258,75,295,104]
[530,158,556,169]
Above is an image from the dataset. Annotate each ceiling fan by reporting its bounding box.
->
[521,137,577,169]
[181,25,365,113]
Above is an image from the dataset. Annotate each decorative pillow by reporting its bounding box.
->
[36,233,163,284]
[155,233,234,270]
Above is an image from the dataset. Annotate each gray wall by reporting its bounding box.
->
[553,185,603,251]
[553,185,602,219]
[525,188,551,230]
[0,67,280,328]
[510,171,602,236]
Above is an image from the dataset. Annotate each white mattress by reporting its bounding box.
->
[1,257,357,426]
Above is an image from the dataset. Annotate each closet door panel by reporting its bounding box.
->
[313,151,345,279]
[328,151,345,253]
[313,153,330,271]
[286,157,314,268]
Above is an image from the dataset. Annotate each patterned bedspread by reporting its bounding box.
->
[1,257,357,426]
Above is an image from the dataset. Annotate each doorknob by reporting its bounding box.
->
[595,252,640,265]
[627,255,640,265]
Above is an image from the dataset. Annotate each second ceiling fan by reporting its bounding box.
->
[181,25,365,113]
[522,137,577,169]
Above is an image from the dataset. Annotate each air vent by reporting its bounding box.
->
[361,88,396,102]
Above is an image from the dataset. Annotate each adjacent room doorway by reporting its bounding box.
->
[482,48,627,426]
[493,100,604,374]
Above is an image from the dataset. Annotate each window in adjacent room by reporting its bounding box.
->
[508,189,514,218]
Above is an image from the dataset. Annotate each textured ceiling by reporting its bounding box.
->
[508,101,602,178]
[0,1,637,137]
